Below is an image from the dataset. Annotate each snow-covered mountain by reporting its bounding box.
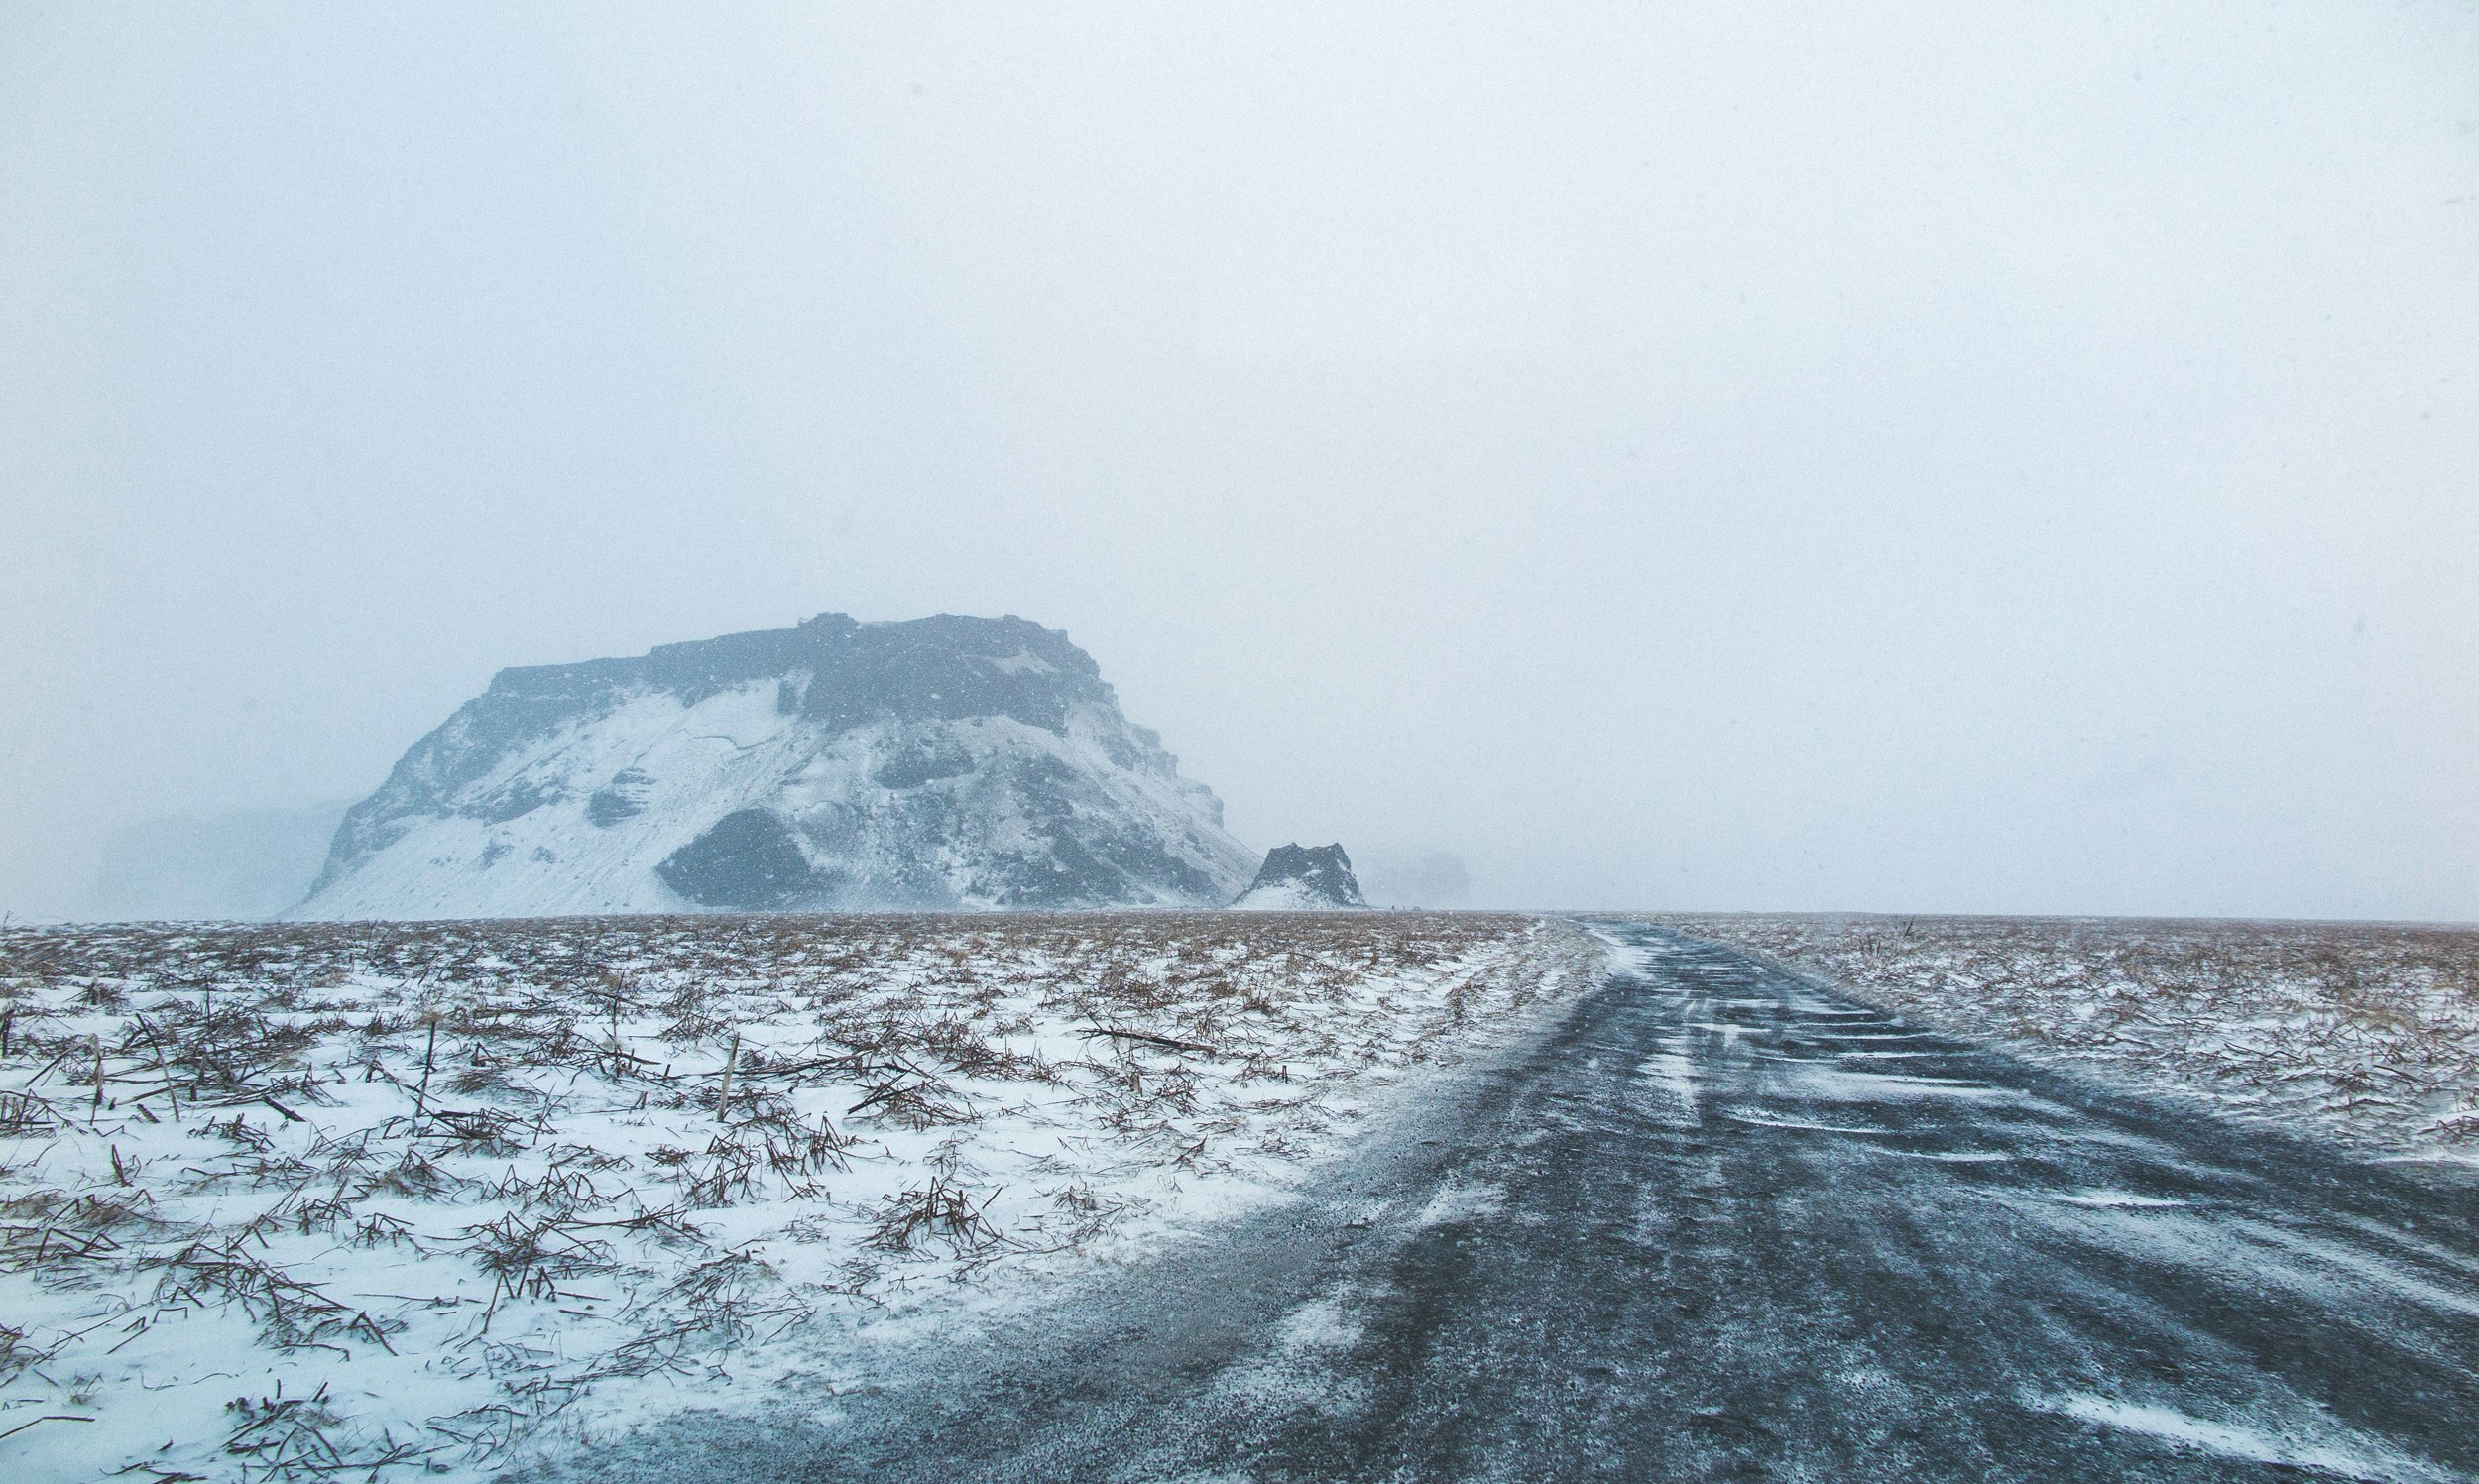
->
[1231,844,1369,909]
[293,614,1257,919]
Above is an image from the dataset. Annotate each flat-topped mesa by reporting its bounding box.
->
[294,613,1258,919]
[1231,843,1369,910]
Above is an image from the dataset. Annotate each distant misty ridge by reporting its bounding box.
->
[84,802,352,922]
[67,614,1475,923]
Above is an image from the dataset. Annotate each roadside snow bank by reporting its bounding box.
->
[0,912,1598,1482]
[1654,914,2479,1165]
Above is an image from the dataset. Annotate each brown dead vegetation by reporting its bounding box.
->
[1657,913,2479,1156]
[0,910,1597,1480]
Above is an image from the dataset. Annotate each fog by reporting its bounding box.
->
[4,3,2474,921]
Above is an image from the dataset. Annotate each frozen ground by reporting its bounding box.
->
[1653,914,2479,1165]
[542,924,2479,1482]
[0,911,1600,1482]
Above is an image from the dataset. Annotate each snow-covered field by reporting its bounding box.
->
[1653,914,2479,1165]
[0,911,1600,1481]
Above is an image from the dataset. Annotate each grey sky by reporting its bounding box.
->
[4,2,2475,921]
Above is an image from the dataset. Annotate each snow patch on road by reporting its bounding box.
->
[2020,1199,2479,1325]
[1413,1182,1505,1227]
[1274,1296,1366,1353]
[1635,1049,1702,1126]
[1718,1110,1897,1136]
[2053,1190,2186,1209]
[2025,1391,2452,1482]
[1770,1065,2014,1103]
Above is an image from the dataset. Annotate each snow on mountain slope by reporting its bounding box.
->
[294,614,1256,919]
[1232,843,1369,910]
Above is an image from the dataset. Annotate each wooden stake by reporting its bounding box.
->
[716,1032,740,1123]
[138,1018,177,1123]
[412,1017,438,1129]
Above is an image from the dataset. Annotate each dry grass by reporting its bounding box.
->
[1653,913,2479,1157]
[0,910,1599,1482]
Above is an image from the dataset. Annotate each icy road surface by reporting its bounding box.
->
[551,925,2479,1482]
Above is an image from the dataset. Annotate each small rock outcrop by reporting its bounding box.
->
[1230,844,1368,910]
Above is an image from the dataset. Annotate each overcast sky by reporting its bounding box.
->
[4,2,2475,921]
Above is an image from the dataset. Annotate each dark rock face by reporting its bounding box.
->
[585,767,654,826]
[1235,844,1369,908]
[871,737,977,790]
[295,612,1258,919]
[655,810,815,909]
